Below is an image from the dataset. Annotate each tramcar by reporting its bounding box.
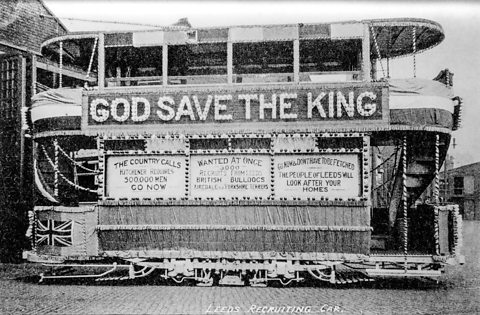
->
[24,17,464,285]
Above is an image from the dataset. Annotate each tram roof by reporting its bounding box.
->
[41,17,444,59]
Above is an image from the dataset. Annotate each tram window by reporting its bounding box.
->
[76,159,98,202]
[168,43,227,77]
[317,137,363,149]
[190,139,229,150]
[233,41,293,74]
[37,68,86,89]
[104,139,146,151]
[300,39,361,73]
[231,138,271,150]
[40,38,98,88]
[41,38,98,74]
[105,46,163,79]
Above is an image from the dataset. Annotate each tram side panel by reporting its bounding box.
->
[96,202,371,257]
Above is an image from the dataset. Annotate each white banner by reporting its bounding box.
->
[105,155,186,198]
[274,154,360,199]
[190,155,271,199]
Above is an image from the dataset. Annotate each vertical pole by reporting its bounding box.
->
[97,33,105,90]
[434,206,440,255]
[31,55,37,95]
[19,57,26,188]
[387,56,390,79]
[402,135,408,270]
[59,41,63,88]
[227,42,233,84]
[29,210,36,252]
[162,44,168,86]
[371,145,377,211]
[444,154,448,201]
[29,55,37,253]
[17,56,28,243]
[363,134,371,202]
[371,59,377,81]
[97,137,105,201]
[54,139,59,197]
[293,39,300,83]
[270,136,275,200]
[73,151,78,186]
[185,137,190,199]
[434,134,440,204]
[370,24,385,79]
[362,23,371,82]
[86,37,98,80]
[412,26,416,78]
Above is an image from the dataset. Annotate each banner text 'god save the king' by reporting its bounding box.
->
[86,85,386,126]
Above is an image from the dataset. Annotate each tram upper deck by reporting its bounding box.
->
[31,18,460,137]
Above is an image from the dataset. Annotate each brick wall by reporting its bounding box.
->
[0,0,67,53]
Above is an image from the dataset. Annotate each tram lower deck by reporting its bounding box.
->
[27,126,463,285]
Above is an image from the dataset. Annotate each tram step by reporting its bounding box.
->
[50,267,75,276]
[334,271,374,284]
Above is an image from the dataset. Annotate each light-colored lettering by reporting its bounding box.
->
[157,96,175,121]
[328,91,335,118]
[259,94,276,119]
[238,94,258,120]
[336,91,355,117]
[307,92,326,118]
[175,95,196,121]
[192,95,212,120]
[90,98,109,122]
[279,93,297,119]
[214,94,233,120]
[131,97,150,122]
[357,92,377,116]
[111,98,130,122]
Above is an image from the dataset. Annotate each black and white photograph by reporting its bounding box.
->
[0,1,479,314]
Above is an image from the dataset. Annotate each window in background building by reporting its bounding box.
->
[453,176,464,196]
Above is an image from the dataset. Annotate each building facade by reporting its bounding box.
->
[0,0,66,262]
[445,162,480,220]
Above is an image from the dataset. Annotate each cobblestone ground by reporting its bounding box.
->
[1,221,479,315]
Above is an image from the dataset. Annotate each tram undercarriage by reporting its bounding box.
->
[31,253,458,286]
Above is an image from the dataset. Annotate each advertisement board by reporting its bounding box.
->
[190,154,271,199]
[274,154,360,199]
[104,153,361,200]
[105,155,186,198]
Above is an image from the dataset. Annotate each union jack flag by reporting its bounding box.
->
[36,219,73,247]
